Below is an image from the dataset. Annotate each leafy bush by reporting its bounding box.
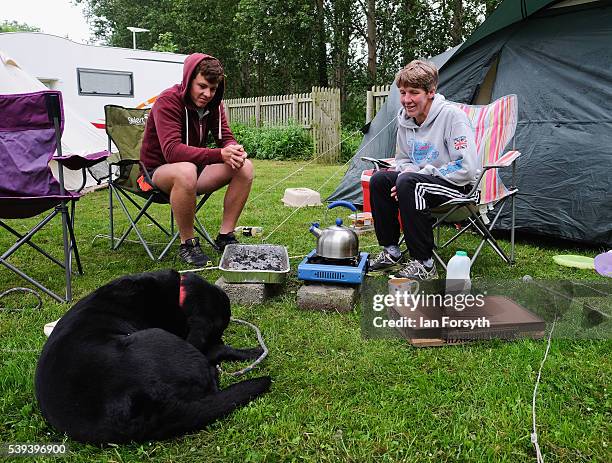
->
[230,123,313,161]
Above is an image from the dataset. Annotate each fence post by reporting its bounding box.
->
[311,86,320,162]
[255,97,261,128]
[292,94,298,124]
[224,102,230,124]
[366,88,374,124]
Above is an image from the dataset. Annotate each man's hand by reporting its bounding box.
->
[391,186,398,201]
[221,144,248,170]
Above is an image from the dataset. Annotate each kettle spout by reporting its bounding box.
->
[309,222,322,238]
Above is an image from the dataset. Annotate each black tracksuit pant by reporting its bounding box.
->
[369,170,470,261]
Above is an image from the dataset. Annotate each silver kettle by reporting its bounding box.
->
[309,201,359,259]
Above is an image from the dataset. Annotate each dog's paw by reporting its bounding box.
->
[253,375,272,393]
[242,347,265,360]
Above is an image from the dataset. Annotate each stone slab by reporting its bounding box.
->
[297,283,358,313]
[215,277,270,305]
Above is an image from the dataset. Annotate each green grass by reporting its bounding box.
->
[0,160,610,462]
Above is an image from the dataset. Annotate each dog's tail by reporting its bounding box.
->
[148,376,271,441]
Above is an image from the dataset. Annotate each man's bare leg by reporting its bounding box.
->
[197,159,254,234]
[152,162,198,243]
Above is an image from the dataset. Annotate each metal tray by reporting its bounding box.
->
[219,244,290,284]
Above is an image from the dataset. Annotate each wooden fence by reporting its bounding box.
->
[224,87,341,163]
[366,85,392,123]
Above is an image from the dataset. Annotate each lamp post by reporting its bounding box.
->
[127,27,150,50]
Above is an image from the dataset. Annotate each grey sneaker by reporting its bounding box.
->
[369,249,401,272]
[178,237,212,267]
[396,259,438,280]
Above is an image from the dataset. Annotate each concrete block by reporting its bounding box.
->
[297,283,358,313]
[215,277,269,305]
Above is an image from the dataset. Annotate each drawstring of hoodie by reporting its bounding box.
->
[218,102,222,140]
[185,108,189,145]
[184,105,223,146]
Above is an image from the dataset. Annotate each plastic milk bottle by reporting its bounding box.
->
[445,251,471,295]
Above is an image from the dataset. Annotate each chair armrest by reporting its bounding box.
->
[361,156,394,170]
[483,150,521,169]
[139,161,161,190]
[54,150,110,170]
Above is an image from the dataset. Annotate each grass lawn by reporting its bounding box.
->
[0,159,610,462]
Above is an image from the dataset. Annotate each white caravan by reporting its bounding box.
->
[0,32,188,129]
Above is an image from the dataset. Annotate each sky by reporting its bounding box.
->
[2,0,94,44]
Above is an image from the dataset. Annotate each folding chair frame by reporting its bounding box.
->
[106,129,218,261]
[431,158,519,270]
[0,93,83,303]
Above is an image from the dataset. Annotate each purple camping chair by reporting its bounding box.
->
[0,90,109,302]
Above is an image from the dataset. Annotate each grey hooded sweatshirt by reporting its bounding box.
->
[395,93,479,187]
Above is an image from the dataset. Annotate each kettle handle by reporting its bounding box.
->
[328,200,357,212]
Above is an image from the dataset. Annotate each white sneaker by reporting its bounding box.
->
[396,259,438,281]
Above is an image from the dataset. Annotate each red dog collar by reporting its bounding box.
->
[179,275,187,308]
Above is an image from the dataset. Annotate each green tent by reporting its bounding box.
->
[328,0,612,245]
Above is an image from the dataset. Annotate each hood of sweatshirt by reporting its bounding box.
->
[397,93,446,129]
[179,53,225,111]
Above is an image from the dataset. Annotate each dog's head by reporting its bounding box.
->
[179,272,231,351]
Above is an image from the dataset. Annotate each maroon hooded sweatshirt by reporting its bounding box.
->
[140,53,237,171]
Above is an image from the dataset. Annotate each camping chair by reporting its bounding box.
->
[361,94,521,269]
[101,105,217,261]
[430,94,520,269]
[0,90,109,302]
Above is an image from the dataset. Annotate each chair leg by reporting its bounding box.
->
[432,248,446,270]
[0,210,69,302]
[0,220,64,268]
[194,216,218,251]
[0,258,65,303]
[58,201,73,302]
[110,187,157,260]
[158,232,180,261]
[194,193,218,251]
[1,212,59,262]
[109,177,115,250]
[116,187,172,235]
[470,204,511,264]
[439,222,475,249]
[67,201,83,275]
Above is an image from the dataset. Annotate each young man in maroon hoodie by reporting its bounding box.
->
[140,53,252,267]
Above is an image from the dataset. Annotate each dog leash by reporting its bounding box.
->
[218,317,268,377]
[0,287,43,311]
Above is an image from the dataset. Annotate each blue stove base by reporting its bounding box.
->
[297,251,369,285]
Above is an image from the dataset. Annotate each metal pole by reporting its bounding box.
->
[132,31,137,49]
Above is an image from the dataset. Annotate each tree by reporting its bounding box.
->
[152,32,178,53]
[76,0,504,125]
[0,20,41,33]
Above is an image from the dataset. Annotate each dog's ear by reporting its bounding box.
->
[97,269,181,315]
[180,273,230,317]
[180,273,231,351]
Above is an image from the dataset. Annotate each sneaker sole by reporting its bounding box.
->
[367,262,401,275]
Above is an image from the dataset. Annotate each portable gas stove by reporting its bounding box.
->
[297,250,369,284]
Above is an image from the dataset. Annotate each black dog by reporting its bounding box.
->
[35,270,271,443]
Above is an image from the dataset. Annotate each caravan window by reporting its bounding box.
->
[77,68,134,97]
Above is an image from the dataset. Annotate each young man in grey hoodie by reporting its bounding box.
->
[368,60,479,280]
